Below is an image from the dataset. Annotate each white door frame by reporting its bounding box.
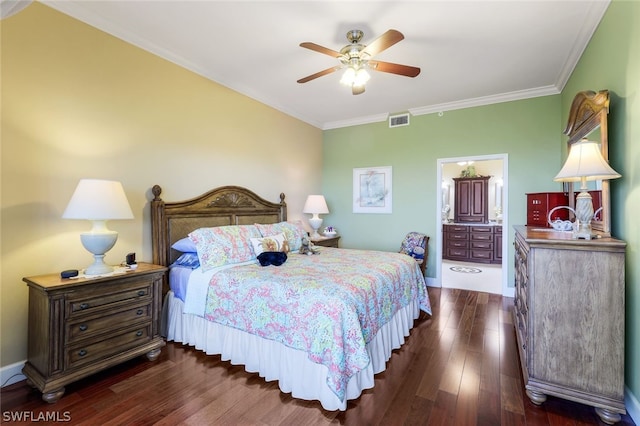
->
[435,153,513,297]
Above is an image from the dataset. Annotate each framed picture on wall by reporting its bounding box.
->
[353,166,392,214]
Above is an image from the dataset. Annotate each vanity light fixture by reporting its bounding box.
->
[554,139,621,239]
[63,179,134,274]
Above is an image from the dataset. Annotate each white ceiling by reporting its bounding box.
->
[41,0,610,130]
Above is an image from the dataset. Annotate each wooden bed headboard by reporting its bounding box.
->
[150,185,287,272]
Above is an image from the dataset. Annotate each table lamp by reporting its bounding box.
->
[63,179,134,274]
[554,139,621,239]
[303,195,329,239]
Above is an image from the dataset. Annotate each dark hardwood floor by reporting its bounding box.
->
[1,287,635,425]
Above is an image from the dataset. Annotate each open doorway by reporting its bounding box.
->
[435,154,510,296]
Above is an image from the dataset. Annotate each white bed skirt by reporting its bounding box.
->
[162,290,420,411]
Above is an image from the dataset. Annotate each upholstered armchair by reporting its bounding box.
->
[399,232,429,277]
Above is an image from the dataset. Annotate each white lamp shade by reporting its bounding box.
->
[63,179,134,220]
[554,139,621,182]
[63,179,133,275]
[303,195,329,214]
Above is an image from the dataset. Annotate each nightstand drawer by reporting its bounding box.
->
[67,280,152,317]
[66,323,152,369]
[66,303,152,343]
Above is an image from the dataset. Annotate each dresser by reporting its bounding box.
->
[513,226,626,424]
[22,263,167,403]
[443,224,502,264]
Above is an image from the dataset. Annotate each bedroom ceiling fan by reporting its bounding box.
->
[297,29,421,95]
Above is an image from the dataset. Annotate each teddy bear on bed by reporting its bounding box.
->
[299,236,320,255]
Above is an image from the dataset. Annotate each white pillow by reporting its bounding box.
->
[250,233,289,256]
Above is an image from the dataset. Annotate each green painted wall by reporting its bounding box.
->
[323,95,562,284]
[323,0,640,414]
[561,0,640,409]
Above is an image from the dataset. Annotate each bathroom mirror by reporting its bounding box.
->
[563,89,611,235]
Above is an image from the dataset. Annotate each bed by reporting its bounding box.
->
[150,185,431,411]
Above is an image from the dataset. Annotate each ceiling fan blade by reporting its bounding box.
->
[361,29,404,58]
[352,85,365,95]
[369,60,421,78]
[299,42,342,58]
[297,66,341,84]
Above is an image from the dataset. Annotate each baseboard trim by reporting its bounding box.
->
[626,386,639,424]
[1,360,26,388]
[425,277,438,288]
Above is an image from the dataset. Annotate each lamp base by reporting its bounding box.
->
[308,216,323,239]
[85,255,114,275]
[573,190,595,240]
[80,228,118,276]
[573,230,596,240]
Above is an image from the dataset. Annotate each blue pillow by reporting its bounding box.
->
[172,237,197,253]
[170,252,200,269]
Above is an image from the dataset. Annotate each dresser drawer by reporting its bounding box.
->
[470,235,493,250]
[447,232,469,241]
[67,279,152,318]
[470,226,492,234]
[66,303,152,343]
[445,225,469,233]
[446,240,468,249]
[470,232,493,243]
[446,247,469,259]
[470,249,493,261]
[66,323,152,370]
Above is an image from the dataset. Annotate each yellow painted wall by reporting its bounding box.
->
[0,3,322,366]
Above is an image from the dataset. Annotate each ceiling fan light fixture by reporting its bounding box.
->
[354,68,370,86]
[340,66,370,87]
[340,67,356,86]
[298,29,420,94]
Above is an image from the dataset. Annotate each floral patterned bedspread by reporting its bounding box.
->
[203,248,431,401]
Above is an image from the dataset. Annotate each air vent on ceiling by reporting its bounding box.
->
[389,113,410,128]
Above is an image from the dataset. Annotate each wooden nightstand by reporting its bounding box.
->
[22,263,167,403]
[311,235,340,248]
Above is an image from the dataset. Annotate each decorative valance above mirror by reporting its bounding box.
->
[562,89,612,236]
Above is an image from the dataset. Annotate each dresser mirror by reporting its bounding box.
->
[562,89,611,235]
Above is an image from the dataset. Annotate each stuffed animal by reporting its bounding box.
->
[299,236,320,255]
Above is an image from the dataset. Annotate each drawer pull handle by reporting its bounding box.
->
[78,349,87,357]
[136,309,144,316]
[79,303,89,310]
[136,331,143,337]
[137,290,145,297]
[79,324,88,332]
